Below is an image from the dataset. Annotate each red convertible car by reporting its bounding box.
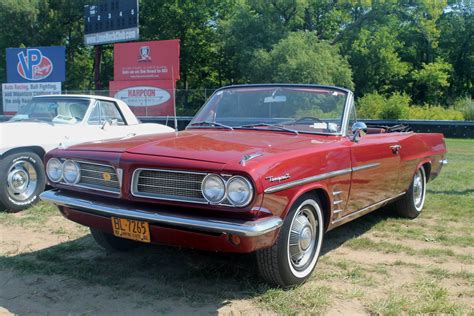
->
[41,84,447,287]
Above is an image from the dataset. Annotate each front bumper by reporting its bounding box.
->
[40,190,283,237]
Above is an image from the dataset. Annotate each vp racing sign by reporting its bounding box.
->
[6,46,65,83]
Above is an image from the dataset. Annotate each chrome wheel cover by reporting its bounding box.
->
[6,160,38,202]
[287,199,323,278]
[413,168,426,211]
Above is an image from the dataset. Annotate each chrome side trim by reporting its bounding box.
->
[332,192,406,225]
[264,168,352,194]
[352,162,381,172]
[40,190,282,237]
[264,162,380,194]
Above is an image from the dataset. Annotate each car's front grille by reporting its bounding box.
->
[77,162,120,193]
[132,169,207,203]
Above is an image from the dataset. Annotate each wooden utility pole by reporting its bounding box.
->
[94,45,103,90]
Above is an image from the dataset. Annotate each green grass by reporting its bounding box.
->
[0,139,473,314]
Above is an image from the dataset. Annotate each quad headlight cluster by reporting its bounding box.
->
[46,158,81,184]
[201,174,253,207]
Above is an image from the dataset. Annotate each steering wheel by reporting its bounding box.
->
[293,117,324,124]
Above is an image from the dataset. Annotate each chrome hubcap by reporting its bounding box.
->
[289,207,317,270]
[413,169,425,211]
[7,160,37,202]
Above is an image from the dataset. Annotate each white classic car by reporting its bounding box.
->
[0,94,174,211]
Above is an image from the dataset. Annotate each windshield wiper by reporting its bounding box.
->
[188,121,234,130]
[239,123,299,135]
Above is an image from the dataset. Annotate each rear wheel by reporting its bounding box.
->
[395,167,427,219]
[0,152,46,212]
[256,194,324,288]
[90,228,140,252]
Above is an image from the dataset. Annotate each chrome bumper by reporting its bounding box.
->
[40,190,283,237]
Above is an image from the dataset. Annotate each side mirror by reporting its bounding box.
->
[351,122,367,143]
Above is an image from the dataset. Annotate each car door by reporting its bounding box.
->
[345,132,402,214]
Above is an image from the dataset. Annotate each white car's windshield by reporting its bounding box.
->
[189,85,348,134]
[10,98,90,124]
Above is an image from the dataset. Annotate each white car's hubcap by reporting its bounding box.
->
[7,160,37,202]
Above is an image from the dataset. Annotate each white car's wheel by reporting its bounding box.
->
[256,194,324,287]
[0,152,46,212]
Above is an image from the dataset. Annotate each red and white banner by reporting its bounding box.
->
[109,80,175,116]
[113,39,180,81]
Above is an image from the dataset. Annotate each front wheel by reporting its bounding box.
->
[256,194,324,288]
[395,167,427,219]
[0,152,46,212]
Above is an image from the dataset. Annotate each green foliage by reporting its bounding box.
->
[250,32,354,89]
[453,96,474,121]
[408,105,464,121]
[0,0,472,115]
[349,25,409,95]
[358,92,465,120]
[357,92,410,120]
[412,59,452,104]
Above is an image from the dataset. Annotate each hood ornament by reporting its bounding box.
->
[239,152,263,166]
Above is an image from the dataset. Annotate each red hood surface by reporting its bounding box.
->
[66,130,336,164]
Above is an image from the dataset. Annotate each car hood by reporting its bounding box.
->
[64,129,336,164]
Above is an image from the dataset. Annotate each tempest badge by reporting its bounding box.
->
[266,174,291,182]
[102,172,112,182]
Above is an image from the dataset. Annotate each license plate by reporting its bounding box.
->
[111,217,151,243]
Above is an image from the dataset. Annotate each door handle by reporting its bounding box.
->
[390,144,401,154]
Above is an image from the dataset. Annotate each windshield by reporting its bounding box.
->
[9,98,90,124]
[189,86,348,134]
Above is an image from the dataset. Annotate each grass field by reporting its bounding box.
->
[0,138,473,315]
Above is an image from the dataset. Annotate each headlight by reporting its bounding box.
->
[46,158,63,182]
[202,174,226,204]
[226,176,253,207]
[63,160,80,184]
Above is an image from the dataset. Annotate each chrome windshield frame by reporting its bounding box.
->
[188,84,353,137]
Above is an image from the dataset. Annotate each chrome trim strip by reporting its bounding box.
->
[332,192,405,225]
[264,162,380,194]
[352,162,381,172]
[40,190,282,237]
[264,168,352,194]
[332,191,343,195]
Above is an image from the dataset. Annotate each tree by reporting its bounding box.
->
[250,31,353,89]
[411,59,452,104]
[349,25,409,95]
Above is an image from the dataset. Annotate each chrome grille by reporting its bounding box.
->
[77,162,120,193]
[132,169,207,203]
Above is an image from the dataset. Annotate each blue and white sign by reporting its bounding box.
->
[6,46,65,83]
